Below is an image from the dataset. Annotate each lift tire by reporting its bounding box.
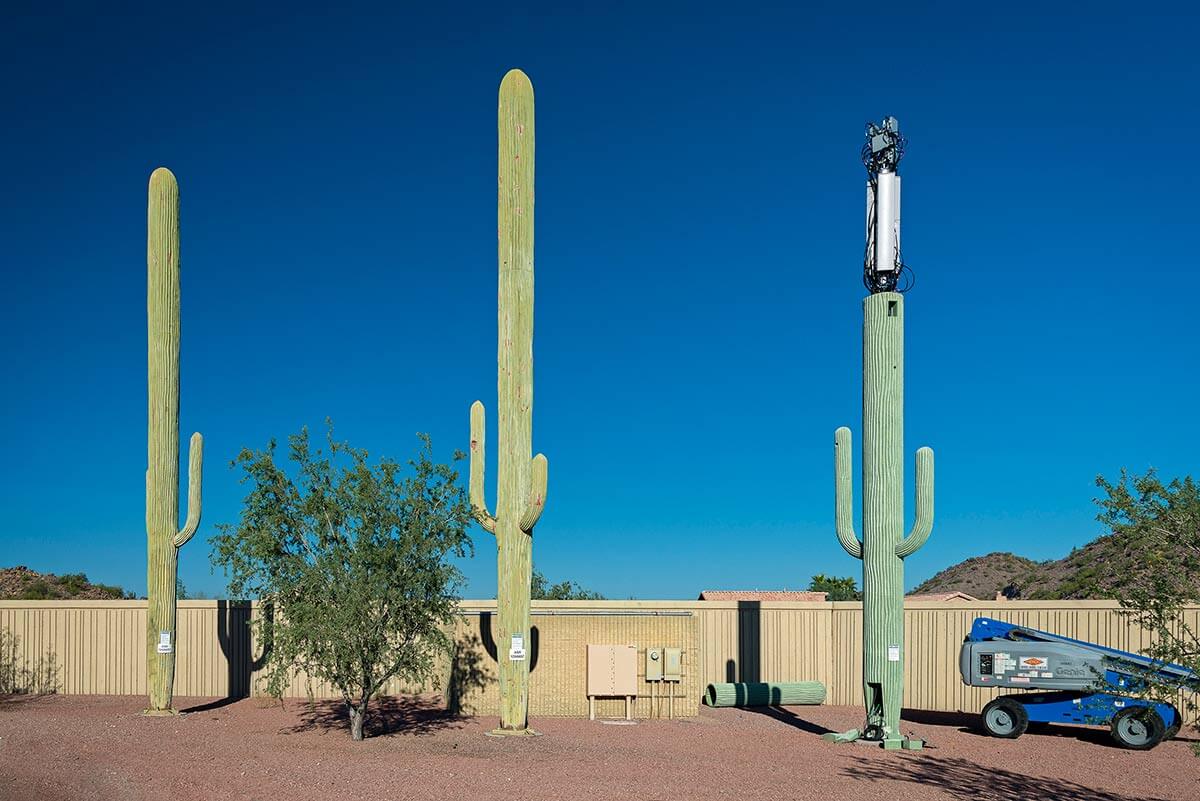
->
[981,697,1028,739]
[1110,707,1165,750]
[1163,706,1182,741]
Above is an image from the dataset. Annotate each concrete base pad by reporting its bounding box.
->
[486,727,542,738]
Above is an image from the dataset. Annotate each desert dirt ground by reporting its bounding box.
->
[1,695,1196,801]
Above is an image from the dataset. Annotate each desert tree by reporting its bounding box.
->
[1095,469,1200,749]
[807,574,862,602]
[211,424,472,740]
[530,567,604,601]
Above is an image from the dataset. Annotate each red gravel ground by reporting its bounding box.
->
[1,695,1196,801]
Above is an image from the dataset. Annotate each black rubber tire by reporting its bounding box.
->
[1162,706,1182,741]
[1110,707,1166,750]
[981,697,1029,739]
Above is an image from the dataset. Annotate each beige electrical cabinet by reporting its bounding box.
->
[663,647,682,681]
[586,644,637,720]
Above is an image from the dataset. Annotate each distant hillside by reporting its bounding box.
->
[911,553,1039,599]
[0,566,134,600]
[914,528,1200,601]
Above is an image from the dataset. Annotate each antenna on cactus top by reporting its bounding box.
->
[862,116,912,294]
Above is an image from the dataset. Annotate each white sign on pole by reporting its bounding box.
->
[157,630,173,654]
[887,645,900,662]
[509,634,526,661]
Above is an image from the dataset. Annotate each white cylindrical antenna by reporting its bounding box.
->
[874,169,898,276]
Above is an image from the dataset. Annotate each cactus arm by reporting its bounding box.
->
[518,453,548,532]
[835,427,863,559]
[468,400,497,534]
[895,446,933,558]
[172,432,204,548]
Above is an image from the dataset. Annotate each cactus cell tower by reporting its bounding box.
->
[824,118,935,750]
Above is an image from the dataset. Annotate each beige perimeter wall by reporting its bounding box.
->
[2,599,1196,722]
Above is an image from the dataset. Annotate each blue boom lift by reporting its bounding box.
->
[959,617,1197,749]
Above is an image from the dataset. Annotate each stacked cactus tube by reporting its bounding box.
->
[145,167,204,715]
[826,291,933,749]
[468,69,549,735]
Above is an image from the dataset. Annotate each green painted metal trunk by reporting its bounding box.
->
[703,682,827,708]
[468,70,549,735]
[834,291,933,745]
[145,168,203,714]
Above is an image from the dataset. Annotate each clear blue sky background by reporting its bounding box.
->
[3,3,1197,599]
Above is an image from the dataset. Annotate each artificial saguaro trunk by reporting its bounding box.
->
[468,69,549,735]
[827,291,933,748]
[145,167,203,715]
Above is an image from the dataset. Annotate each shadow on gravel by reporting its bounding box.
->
[285,695,465,739]
[747,705,834,736]
[901,708,1148,749]
[843,755,1172,801]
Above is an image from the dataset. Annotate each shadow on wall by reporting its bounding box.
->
[286,695,465,738]
[478,611,539,673]
[445,632,493,715]
[180,600,272,714]
[724,601,761,682]
[843,755,1172,801]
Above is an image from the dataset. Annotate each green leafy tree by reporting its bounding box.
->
[531,568,605,600]
[1096,469,1200,751]
[808,573,862,601]
[211,424,472,741]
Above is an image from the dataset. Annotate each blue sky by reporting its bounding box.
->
[2,2,1197,599]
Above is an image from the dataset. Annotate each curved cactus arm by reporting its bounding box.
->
[518,453,548,532]
[895,446,934,558]
[835,427,863,560]
[173,432,204,548]
[468,401,497,534]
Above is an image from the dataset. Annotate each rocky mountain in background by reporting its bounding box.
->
[913,526,1199,600]
[0,566,134,600]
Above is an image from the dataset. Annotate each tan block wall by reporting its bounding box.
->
[2,599,1196,723]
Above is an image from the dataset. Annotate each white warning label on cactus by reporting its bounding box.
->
[887,645,900,662]
[157,630,172,654]
[509,635,525,661]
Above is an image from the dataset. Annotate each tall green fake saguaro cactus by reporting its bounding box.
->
[829,291,933,748]
[468,69,549,735]
[145,167,203,715]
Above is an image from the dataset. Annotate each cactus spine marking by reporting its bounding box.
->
[145,167,203,715]
[469,69,549,735]
[826,118,934,749]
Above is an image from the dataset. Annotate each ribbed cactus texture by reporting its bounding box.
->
[830,291,933,747]
[145,167,204,715]
[704,682,827,708]
[468,69,549,735]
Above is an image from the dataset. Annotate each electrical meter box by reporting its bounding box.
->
[663,647,682,681]
[645,647,663,681]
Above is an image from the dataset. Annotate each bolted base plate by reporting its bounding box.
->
[486,726,542,738]
[141,708,180,717]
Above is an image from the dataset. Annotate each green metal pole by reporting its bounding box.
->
[145,167,203,715]
[468,69,549,736]
[827,291,933,749]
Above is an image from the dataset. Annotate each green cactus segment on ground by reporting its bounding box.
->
[832,291,933,746]
[467,69,549,735]
[704,682,827,707]
[145,167,203,715]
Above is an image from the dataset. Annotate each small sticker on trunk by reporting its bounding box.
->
[509,635,525,661]
[157,630,172,654]
[887,645,900,662]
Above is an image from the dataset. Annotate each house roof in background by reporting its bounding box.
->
[697,590,828,602]
[905,591,979,602]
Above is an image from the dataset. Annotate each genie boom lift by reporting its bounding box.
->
[960,617,1197,749]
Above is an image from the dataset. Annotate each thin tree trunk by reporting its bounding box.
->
[349,703,365,741]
